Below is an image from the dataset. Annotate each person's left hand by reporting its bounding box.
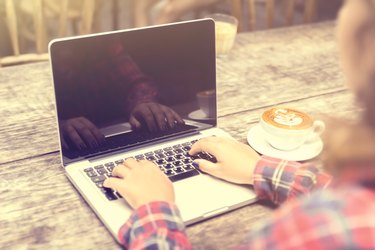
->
[129,102,184,132]
[189,137,260,185]
[103,158,175,209]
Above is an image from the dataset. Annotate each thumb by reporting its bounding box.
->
[129,116,142,130]
[194,159,219,176]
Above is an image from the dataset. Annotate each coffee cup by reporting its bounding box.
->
[260,107,325,151]
[206,13,238,54]
[197,90,216,118]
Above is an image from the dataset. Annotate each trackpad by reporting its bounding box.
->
[173,174,255,222]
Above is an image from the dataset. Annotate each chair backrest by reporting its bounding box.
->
[1,0,96,67]
[231,0,317,32]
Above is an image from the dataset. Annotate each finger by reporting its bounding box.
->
[103,177,137,209]
[194,159,219,176]
[189,136,219,156]
[163,107,182,128]
[129,115,142,130]
[138,105,158,132]
[149,104,167,130]
[65,124,87,150]
[123,158,139,169]
[103,177,126,194]
[138,159,160,169]
[74,120,99,148]
[112,164,131,178]
[168,108,184,124]
[80,118,105,144]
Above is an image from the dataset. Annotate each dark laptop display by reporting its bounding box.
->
[50,20,216,165]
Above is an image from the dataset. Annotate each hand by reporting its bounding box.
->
[103,158,175,209]
[189,137,260,185]
[60,117,104,150]
[129,102,184,132]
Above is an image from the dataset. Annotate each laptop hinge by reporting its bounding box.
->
[88,129,200,162]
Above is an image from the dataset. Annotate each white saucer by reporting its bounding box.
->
[247,124,323,161]
[188,109,214,121]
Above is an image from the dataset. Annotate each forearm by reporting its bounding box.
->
[119,201,191,249]
[253,156,332,205]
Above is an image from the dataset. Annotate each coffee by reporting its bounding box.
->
[262,108,313,130]
[197,90,215,118]
[260,107,325,151]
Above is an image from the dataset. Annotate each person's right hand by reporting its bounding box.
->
[60,117,105,150]
[189,137,260,185]
[103,158,175,209]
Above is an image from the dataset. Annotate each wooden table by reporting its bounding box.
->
[0,21,358,249]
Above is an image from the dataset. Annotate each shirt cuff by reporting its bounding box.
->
[252,156,332,205]
[118,201,185,247]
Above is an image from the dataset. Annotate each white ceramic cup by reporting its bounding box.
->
[196,90,216,118]
[206,13,238,54]
[260,107,325,151]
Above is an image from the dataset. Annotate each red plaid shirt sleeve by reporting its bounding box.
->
[119,156,333,249]
[118,201,191,249]
[253,156,332,205]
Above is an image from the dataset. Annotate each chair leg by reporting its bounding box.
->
[248,0,256,31]
[230,0,243,31]
[285,0,295,26]
[265,0,274,28]
[32,0,47,53]
[5,0,20,55]
[304,0,316,23]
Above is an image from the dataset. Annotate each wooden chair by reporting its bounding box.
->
[1,0,96,67]
[230,0,317,32]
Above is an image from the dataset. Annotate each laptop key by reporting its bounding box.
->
[164,170,174,176]
[135,154,145,160]
[165,151,175,156]
[97,168,108,175]
[163,163,173,169]
[105,162,115,168]
[94,165,105,169]
[86,171,98,178]
[175,167,184,173]
[146,156,157,161]
[156,153,166,159]
[169,169,200,182]
[183,164,194,170]
[91,175,106,183]
[114,159,124,165]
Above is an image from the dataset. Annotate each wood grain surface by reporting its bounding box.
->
[0,21,359,249]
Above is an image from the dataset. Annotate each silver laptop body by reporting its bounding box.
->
[49,19,257,241]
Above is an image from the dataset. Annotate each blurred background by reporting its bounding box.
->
[0,0,343,66]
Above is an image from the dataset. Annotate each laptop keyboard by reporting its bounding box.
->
[83,139,217,201]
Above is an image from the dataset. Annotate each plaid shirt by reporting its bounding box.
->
[118,156,375,249]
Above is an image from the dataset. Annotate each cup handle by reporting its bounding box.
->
[305,120,325,143]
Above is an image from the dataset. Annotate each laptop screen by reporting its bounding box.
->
[49,19,217,165]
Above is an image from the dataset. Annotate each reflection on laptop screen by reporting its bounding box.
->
[50,20,216,164]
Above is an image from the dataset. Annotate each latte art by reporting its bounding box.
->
[262,108,313,130]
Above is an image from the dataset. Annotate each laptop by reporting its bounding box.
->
[49,18,257,241]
